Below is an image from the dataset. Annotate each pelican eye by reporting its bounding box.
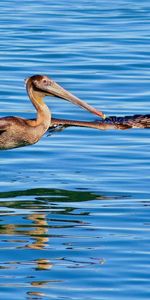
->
[43,79,48,84]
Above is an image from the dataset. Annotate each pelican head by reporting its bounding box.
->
[25,75,105,118]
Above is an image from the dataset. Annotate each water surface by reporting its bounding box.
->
[0,1,150,299]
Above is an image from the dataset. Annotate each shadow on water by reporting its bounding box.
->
[0,187,107,240]
[0,187,127,215]
[0,188,119,297]
[0,190,149,299]
[0,187,126,250]
[0,187,111,203]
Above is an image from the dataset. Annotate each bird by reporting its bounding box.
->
[0,74,105,150]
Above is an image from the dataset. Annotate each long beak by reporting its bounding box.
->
[45,80,105,119]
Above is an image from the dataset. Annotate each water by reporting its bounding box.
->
[0,0,150,299]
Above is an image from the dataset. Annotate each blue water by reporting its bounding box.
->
[0,1,150,299]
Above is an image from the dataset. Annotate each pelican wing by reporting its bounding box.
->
[0,117,14,134]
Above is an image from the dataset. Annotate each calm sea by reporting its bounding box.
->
[0,1,150,299]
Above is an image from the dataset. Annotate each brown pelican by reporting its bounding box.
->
[0,75,105,150]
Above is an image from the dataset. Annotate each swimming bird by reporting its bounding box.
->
[0,74,105,150]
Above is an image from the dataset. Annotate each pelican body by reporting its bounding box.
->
[0,75,105,150]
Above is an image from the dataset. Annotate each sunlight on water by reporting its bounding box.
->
[0,1,150,299]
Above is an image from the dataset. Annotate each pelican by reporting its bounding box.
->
[0,75,105,150]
